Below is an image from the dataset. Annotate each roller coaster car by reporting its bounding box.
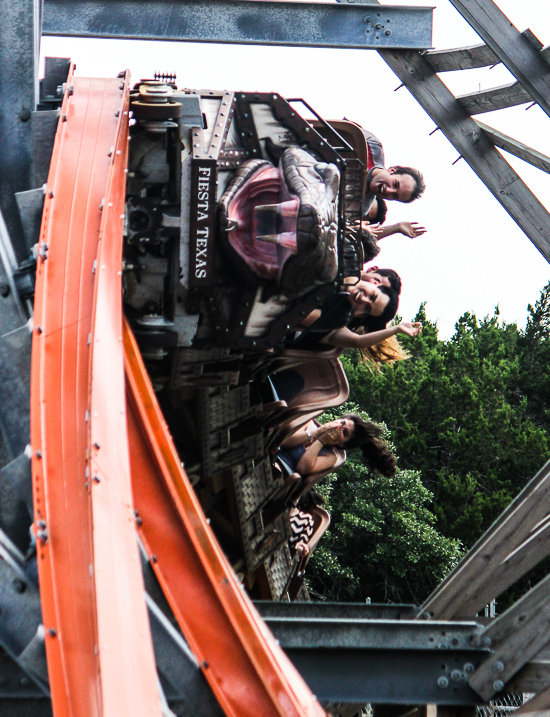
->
[123,80,361,598]
[123,80,371,384]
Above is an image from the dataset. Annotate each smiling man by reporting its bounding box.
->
[361,127,425,218]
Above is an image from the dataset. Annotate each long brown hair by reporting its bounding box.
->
[342,414,396,477]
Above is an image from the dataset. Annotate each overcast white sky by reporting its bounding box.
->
[41,0,550,338]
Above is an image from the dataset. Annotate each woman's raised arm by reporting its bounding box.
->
[323,321,422,349]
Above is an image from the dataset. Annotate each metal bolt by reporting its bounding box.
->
[481,636,492,647]
[0,283,10,298]
[384,29,392,36]
[364,15,372,23]
[464,663,475,675]
[19,108,31,122]
[437,677,449,689]
[151,555,157,564]
[35,450,42,459]
[375,23,383,30]
[92,475,100,483]
[37,520,46,529]
[451,670,462,682]
[62,114,67,122]
[493,661,505,673]
[12,579,26,594]
[493,680,504,692]
[37,530,48,544]
[48,628,57,637]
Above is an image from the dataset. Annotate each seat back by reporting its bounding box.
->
[264,356,349,449]
[279,356,349,422]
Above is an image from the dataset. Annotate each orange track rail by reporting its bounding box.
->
[32,68,326,717]
[31,74,161,717]
[124,321,327,717]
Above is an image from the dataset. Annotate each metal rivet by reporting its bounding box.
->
[493,680,504,692]
[437,677,449,689]
[48,628,57,637]
[493,661,505,673]
[13,579,26,593]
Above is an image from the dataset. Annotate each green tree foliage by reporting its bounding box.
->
[307,283,550,603]
[343,294,550,547]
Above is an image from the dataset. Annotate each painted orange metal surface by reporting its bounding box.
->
[124,321,327,717]
[31,74,161,717]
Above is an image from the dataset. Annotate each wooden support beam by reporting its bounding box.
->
[424,29,543,73]
[425,42,498,72]
[448,0,550,120]
[457,81,532,115]
[508,660,550,695]
[476,122,550,174]
[430,513,550,621]
[374,47,550,264]
[469,574,550,700]
[417,461,550,619]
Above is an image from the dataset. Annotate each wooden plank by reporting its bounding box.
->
[469,574,550,700]
[437,515,550,620]
[457,81,532,115]
[425,42,498,72]
[424,29,541,73]
[476,121,550,174]
[508,660,550,694]
[448,0,550,120]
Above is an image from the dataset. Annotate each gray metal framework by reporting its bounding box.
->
[42,0,434,49]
